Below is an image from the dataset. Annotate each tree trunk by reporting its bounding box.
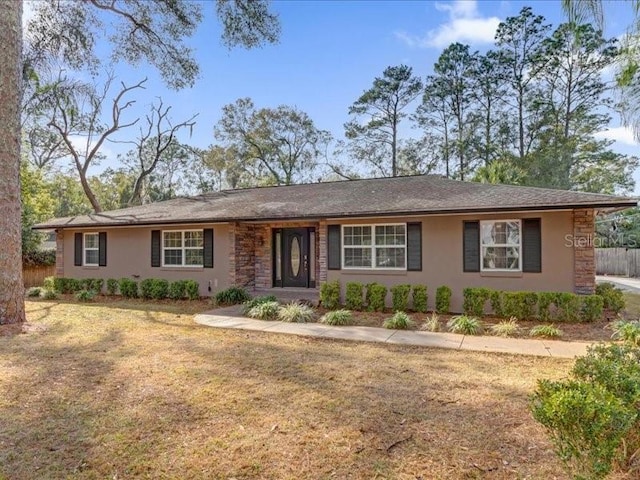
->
[0,2,26,324]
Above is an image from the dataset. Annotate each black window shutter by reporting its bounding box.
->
[327,224,341,270]
[203,228,214,268]
[98,232,107,267]
[406,222,422,271]
[151,230,161,267]
[74,233,83,266]
[463,221,480,272]
[522,218,541,273]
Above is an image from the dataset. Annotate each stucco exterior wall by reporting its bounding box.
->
[62,224,231,297]
[326,211,577,313]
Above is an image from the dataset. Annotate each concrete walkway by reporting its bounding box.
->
[597,275,640,294]
[194,306,593,359]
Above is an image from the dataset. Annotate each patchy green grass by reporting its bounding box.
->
[0,299,582,479]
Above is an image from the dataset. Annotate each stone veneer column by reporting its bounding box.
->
[228,222,256,288]
[573,208,595,294]
[55,230,64,277]
[318,220,327,283]
[254,225,271,289]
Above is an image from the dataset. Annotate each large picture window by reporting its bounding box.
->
[343,224,406,269]
[163,230,204,267]
[480,220,521,271]
[84,233,99,266]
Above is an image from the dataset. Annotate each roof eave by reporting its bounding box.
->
[33,200,638,230]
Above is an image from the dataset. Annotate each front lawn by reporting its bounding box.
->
[0,300,583,478]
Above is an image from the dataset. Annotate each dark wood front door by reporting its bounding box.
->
[273,228,315,288]
[281,228,308,287]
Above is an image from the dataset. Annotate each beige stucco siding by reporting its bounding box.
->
[327,211,575,313]
[62,224,231,297]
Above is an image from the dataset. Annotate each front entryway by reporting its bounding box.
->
[272,227,316,288]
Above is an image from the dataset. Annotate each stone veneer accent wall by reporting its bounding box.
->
[231,221,322,289]
[228,222,256,288]
[573,208,595,294]
[55,230,64,277]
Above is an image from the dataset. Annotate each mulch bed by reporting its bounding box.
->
[315,308,619,343]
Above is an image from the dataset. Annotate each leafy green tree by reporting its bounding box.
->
[563,0,640,140]
[431,43,476,180]
[215,98,331,185]
[345,65,423,177]
[473,158,526,185]
[20,162,55,257]
[495,7,552,162]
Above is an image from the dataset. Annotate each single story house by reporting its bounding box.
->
[35,175,637,312]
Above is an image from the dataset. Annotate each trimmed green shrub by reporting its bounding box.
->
[391,284,411,312]
[490,318,519,338]
[345,282,365,311]
[412,285,428,313]
[530,324,562,338]
[596,282,626,314]
[140,279,155,299]
[383,311,414,330]
[26,287,42,298]
[612,320,640,346]
[140,279,169,300]
[447,315,483,335]
[531,379,635,480]
[242,295,278,314]
[53,277,81,294]
[462,287,491,317]
[118,278,138,299]
[278,303,315,323]
[76,289,96,302]
[80,278,103,293]
[581,294,604,322]
[42,289,59,300]
[502,292,538,320]
[435,285,451,314]
[538,292,558,321]
[184,280,199,300]
[106,278,118,296]
[490,290,504,317]
[366,283,387,312]
[555,292,581,322]
[168,280,187,300]
[421,312,441,332]
[532,344,640,479]
[43,276,55,291]
[214,286,249,305]
[320,309,353,326]
[320,281,340,310]
[247,301,280,320]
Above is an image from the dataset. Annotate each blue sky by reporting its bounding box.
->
[25,0,640,188]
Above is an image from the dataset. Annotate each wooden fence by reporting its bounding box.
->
[23,265,55,288]
[595,248,640,277]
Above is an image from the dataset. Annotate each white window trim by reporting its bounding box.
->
[341,223,407,270]
[479,219,522,272]
[161,230,204,268]
[84,232,99,267]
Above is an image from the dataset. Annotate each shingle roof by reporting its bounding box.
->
[34,175,638,229]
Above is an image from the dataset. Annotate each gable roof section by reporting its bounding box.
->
[35,175,638,229]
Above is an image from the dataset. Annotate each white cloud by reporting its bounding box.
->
[594,126,638,146]
[395,0,501,49]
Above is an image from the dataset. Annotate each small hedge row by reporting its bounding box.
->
[43,276,200,300]
[320,281,436,313]
[462,286,618,322]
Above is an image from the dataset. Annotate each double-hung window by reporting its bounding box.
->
[343,224,406,269]
[84,233,99,266]
[480,220,521,271]
[162,231,204,267]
